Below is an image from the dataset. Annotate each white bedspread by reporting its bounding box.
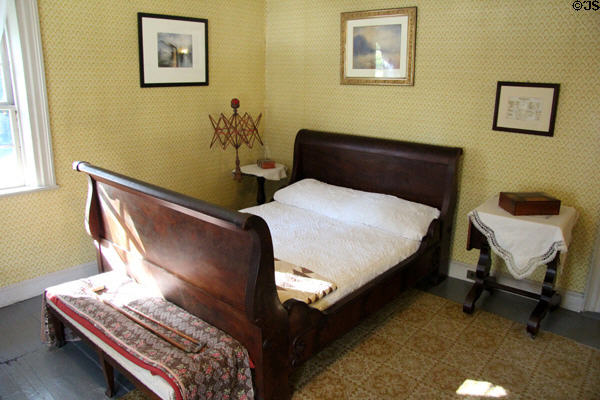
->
[241,201,421,310]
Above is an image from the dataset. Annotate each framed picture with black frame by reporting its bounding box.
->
[138,13,208,87]
[492,81,560,137]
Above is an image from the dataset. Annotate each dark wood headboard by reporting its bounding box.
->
[290,129,463,271]
[290,129,462,213]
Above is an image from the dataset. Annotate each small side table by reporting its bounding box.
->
[239,163,287,204]
[463,195,578,337]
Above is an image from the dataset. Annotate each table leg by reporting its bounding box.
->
[526,254,561,337]
[256,177,266,205]
[97,350,116,397]
[48,312,65,348]
[463,241,492,314]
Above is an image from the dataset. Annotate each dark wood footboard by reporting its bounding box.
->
[73,161,291,400]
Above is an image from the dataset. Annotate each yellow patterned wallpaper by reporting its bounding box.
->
[265,0,600,293]
[2,0,598,297]
[0,1,265,288]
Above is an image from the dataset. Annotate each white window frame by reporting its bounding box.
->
[0,0,55,196]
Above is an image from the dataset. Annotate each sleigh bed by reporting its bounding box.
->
[48,129,462,399]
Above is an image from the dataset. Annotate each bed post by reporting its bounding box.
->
[74,161,105,273]
[433,149,463,282]
[243,216,291,400]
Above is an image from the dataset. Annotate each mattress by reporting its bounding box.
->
[241,201,422,310]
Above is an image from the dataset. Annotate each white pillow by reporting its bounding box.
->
[273,179,440,240]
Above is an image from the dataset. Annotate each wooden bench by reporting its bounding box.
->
[44,271,254,399]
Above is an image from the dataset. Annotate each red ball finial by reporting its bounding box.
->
[231,98,240,110]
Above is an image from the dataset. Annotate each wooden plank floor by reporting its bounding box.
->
[1,277,598,399]
[0,294,134,400]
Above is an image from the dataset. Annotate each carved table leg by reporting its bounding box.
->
[526,254,561,338]
[463,242,492,314]
[97,350,116,397]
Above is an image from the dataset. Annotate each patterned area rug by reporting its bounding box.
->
[118,289,600,400]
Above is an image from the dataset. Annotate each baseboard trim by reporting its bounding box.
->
[449,260,584,313]
[0,262,97,308]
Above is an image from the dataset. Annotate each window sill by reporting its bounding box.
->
[0,184,59,198]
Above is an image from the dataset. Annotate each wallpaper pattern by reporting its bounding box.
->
[0,1,265,288]
[2,0,598,296]
[265,0,600,292]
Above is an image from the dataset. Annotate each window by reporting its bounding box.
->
[0,30,23,189]
[0,0,55,196]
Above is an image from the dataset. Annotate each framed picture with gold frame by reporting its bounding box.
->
[340,7,416,86]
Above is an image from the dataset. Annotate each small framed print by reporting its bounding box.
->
[138,13,208,87]
[341,7,416,86]
[492,81,560,137]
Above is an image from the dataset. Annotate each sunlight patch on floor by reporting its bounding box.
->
[456,379,507,397]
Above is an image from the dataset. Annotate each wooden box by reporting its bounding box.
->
[499,192,561,216]
[256,159,275,169]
